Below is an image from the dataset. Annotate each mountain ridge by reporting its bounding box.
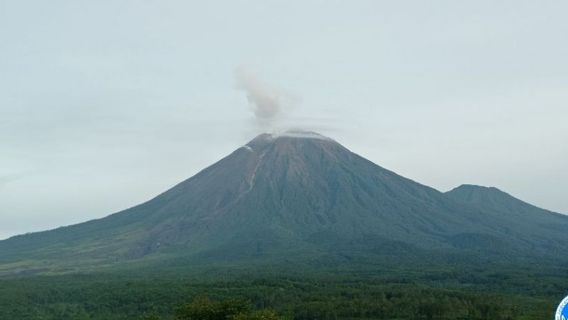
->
[1,131,567,276]
[446,183,565,215]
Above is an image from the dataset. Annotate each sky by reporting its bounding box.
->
[1,0,567,240]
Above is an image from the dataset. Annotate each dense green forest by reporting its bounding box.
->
[0,267,565,319]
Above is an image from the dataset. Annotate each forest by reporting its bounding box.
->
[0,266,565,319]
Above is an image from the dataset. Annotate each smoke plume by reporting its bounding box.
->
[235,67,296,128]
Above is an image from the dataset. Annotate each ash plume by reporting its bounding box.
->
[235,67,297,128]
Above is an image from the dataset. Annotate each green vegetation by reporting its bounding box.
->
[172,296,280,320]
[0,267,564,319]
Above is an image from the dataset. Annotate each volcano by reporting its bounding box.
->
[1,131,567,275]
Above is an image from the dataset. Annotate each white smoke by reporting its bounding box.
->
[235,67,297,129]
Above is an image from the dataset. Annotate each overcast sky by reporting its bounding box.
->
[1,1,567,240]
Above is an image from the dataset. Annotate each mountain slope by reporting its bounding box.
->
[445,184,567,253]
[0,132,567,275]
[446,184,564,218]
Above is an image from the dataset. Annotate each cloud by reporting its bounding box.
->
[0,173,24,190]
[235,67,297,128]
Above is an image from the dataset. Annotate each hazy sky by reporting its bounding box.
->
[1,1,567,240]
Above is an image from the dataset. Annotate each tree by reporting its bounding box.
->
[175,296,251,320]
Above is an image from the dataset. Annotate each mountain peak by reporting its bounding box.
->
[446,184,511,204]
[245,130,337,151]
[249,130,332,142]
[450,184,502,193]
[445,184,556,216]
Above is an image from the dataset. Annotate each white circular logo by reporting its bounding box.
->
[556,295,568,320]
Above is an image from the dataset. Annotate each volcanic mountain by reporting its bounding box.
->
[0,131,567,275]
